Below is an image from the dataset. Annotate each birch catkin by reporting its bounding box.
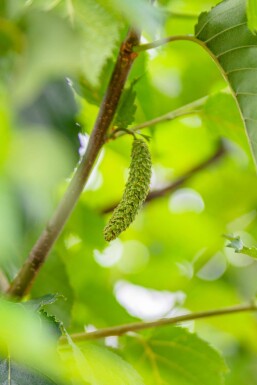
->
[104,138,152,242]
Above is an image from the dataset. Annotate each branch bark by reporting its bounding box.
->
[59,302,257,343]
[101,142,226,214]
[8,29,141,298]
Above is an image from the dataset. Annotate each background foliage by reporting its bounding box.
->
[1,0,257,384]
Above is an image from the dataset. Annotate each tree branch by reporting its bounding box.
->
[101,141,226,214]
[8,28,141,298]
[59,302,257,343]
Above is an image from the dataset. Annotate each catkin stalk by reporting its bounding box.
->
[104,138,152,242]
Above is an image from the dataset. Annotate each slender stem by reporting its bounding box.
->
[107,95,208,141]
[167,11,198,20]
[101,142,226,214]
[131,96,207,131]
[134,35,204,53]
[7,28,141,298]
[59,302,257,343]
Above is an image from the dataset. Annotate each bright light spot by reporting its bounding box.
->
[64,234,82,250]
[115,280,186,321]
[225,231,254,267]
[85,168,103,191]
[151,68,181,97]
[78,133,89,157]
[177,261,194,279]
[141,36,157,59]
[78,133,104,191]
[117,241,149,274]
[85,324,97,333]
[94,239,123,268]
[180,116,202,128]
[169,188,205,214]
[197,252,227,281]
[105,336,119,349]
[150,164,174,190]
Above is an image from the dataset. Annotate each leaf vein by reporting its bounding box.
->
[204,22,247,43]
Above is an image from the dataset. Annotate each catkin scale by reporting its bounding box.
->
[104,138,152,242]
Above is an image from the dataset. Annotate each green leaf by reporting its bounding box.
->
[0,298,63,380]
[123,326,228,385]
[0,357,58,385]
[59,341,144,385]
[23,294,60,312]
[247,0,257,34]
[113,82,137,130]
[40,309,63,339]
[225,234,257,258]
[195,0,257,167]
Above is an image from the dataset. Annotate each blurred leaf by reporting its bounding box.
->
[113,82,137,130]
[195,0,257,167]
[73,59,114,106]
[247,0,257,34]
[18,78,80,160]
[225,234,257,258]
[203,92,250,152]
[31,253,74,327]
[40,309,63,340]
[0,298,63,381]
[14,2,120,102]
[24,294,60,312]
[123,326,228,385]
[0,357,58,385]
[107,0,163,36]
[59,341,144,385]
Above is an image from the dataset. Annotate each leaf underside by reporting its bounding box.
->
[195,0,257,166]
[0,358,57,385]
[124,326,227,385]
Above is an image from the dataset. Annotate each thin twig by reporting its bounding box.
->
[134,35,204,53]
[168,11,198,20]
[101,142,226,214]
[8,28,141,298]
[108,95,208,141]
[59,302,257,343]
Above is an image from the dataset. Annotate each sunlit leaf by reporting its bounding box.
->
[59,341,144,385]
[247,0,257,34]
[0,357,58,385]
[123,326,228,385]
[195,0,257,167]
[113,82,137,130]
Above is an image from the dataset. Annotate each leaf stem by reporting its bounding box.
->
[167,11,198,20]
[131,96,207,131]
[101,141,226,214]
[59,302,257,343]
[107,95,208,141]
[134,34,204,53]
[7,28,141,298]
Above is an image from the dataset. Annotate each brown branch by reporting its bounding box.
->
[8,29,141,298]
[101,142,226,214]
[59,302,257,343]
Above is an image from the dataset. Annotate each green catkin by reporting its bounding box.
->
[104,138,152,242]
